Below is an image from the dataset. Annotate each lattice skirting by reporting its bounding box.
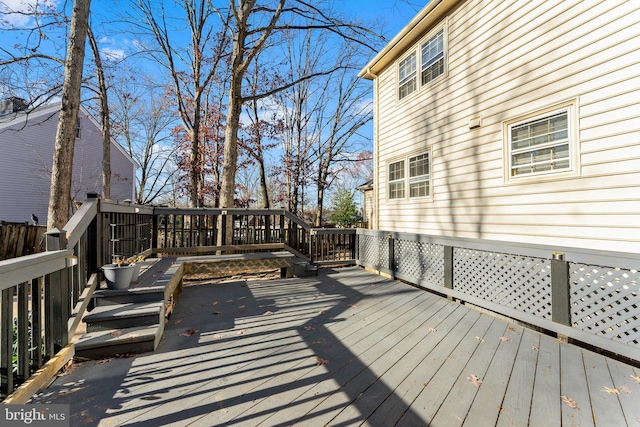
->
[394,239,445,287]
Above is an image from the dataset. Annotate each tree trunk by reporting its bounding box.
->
[87,27,111,200]
[47,0,91,230]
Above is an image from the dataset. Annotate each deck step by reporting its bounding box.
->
[93,286,165,306]
[293,259,318,277]
[74,324,164,359]
[83,301,164,332]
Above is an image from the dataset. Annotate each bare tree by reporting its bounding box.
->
[47,0,91,229]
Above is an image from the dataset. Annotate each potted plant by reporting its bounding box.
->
[127,254,145,282]
[102,257,135,290]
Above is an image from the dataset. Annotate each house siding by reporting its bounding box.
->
[0,106,136,224]
[373,0,640,253]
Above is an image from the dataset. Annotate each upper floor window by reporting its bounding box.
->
[398,52,417,100]
[421,28,444,85]
[397,25,446,101]
[508,109,572,178]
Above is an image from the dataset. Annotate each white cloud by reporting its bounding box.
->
[0,0,59,28]
[101,47,126,61]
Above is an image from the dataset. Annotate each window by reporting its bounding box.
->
[388,151,431,200]
[421,28,444,85]
[409,153,430,197]
[397,25,446,101]
[508,109,571,178]
[388,160,405,199]
[398,52,417,100]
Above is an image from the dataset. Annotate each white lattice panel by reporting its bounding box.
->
[359,235,389,270]
[395,239,445,287]
[454,248,552,319]
[570,264,640,347]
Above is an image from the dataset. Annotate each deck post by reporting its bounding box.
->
[46,229,69,353]
[551,251,571,326]
[0,286,14,398]
[388,234,395,277]
[86,192,101,276]
[444,245,454,300]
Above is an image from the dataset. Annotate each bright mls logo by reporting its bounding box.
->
[3,405,69,426]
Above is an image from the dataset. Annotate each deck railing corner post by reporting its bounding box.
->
[388,233,395,276]
[45,228,70,351]
[444,245,454,293]
[551,251,571,327]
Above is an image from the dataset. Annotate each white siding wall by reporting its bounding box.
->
[375,0,640,253]
[0,106,135,224]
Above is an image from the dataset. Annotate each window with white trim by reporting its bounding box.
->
[508,109,571,178]
[398,52,416,100]
[388,160,405,199]
[421,28,444,85]
[409,153,430,197]
[388,151,431,200]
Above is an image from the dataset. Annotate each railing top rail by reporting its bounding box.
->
[284,211,311,230]
[99,200,155,215]
[357,229,640,270]
[65,199,98,248]
[153,206,287,216]
[311,228,357,235]
[0,249,75,291]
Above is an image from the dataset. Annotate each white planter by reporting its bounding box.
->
[131,263,142,282]
[102,264,135,290]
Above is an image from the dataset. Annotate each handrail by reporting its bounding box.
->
[284,211,311,230]
[65,200,98,248]
[0,250,75,291]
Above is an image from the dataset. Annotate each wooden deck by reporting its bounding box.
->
[31,267,640,426]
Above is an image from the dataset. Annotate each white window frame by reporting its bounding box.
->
[505,103,579,182]
[397,23,447,103]
[387,150,432,201]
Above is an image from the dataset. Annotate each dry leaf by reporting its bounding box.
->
[239,305,246,309]
[499,336,512,342]
[348,304,357,308]
[631,375,640,384]
[304,326,316,331]
[213,334,223,339]
[264,311,274,315]
[467,374,482,388]
[180,328,198,336]
[475,336,485,343]
[561,395,578,409]
[316,357,329,366]
[96,357,115,364]
[174,319,183,324]
[601,386,620,395]
[508,327,515,332]
[532,345,540,351]
[619,384,632,394]
[212,301,218,305]
[237,330,246,335]
[319,310,326,315]
[428,327,437,333]
[129,333,138,339]
[213,311,222,315]
[110,329,124,338]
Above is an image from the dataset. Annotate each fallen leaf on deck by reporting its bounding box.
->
[237,330,246,335]
[129,333,138,339]
[508,327,515,331]
[428,327,437,332]
[619,384,632,394]
[174,319,183,324]
[110,329,124,338]
[348,304,357,308]
[467,374,482,388]
[239,305,246,309]
[180,328,198,336]
[213,334,224,339]
[499,336,512,342]
[601,386,620,395]
[532,345,539,351]
[304,326,316,331]
[631,375,640,384]
[264,311,274,315]
[96,357,115,364]
[316,357,329,366]
[475,336,485,343]
[212,301,218,306]
[561,395,578,409]
[319,310,326,315]
[213,311,222,315]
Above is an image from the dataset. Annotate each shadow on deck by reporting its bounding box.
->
[30,267,640,427]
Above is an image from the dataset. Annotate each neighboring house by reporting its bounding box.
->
[359,0,640,254]
[0,99,136,224]
[357,179,374,229]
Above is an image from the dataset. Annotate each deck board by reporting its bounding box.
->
[28,267,640,427]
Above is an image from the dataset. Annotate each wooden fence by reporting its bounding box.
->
[0,222,46,261]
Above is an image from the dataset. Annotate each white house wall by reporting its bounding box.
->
[373,0,640,253]
[0,106,135,224]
